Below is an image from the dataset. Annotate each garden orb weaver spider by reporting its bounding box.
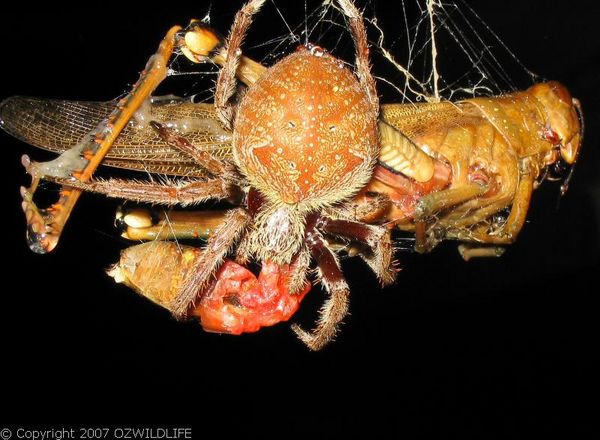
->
[15,0,396,350]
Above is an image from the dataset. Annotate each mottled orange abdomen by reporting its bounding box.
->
[233,47,378,207]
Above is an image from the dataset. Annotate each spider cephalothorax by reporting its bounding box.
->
[234,46,379,264]
[235,47,379,206]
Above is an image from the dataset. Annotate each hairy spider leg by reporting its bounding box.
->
[287,213,396,350]
[46,121,243,206]
[169,208,250,317]
[292,220,350,351]
[214,0,267,129]
[319,218,396,285]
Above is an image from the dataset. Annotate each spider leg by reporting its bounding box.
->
[337,0,378,111]
[214,0,267,129]
[44,176,233,206]
[320,218,396,286]
[149,121,240,183]
[169,208,250,318]
[345,191,392,224]
[292,228,349,351]
[286,248,313,296]
[413,182,489,253]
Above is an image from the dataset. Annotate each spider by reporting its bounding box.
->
[18,0,396,350]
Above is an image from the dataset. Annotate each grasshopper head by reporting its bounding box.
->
[531,81,583,166]
[531,82,583,193]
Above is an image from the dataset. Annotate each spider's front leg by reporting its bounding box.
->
[46,176,233,206]
[213,0,267,129]
[20,26,182,253]
[148,121,240,184]
[46,120,243,207]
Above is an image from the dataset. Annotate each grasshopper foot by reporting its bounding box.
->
[20,185,57,253]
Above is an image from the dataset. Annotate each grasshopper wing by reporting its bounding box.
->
[0,96,233,178]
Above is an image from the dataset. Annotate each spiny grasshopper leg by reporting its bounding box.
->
[20,26,181,253]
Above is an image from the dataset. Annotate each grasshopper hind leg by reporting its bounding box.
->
[17,26,182,253]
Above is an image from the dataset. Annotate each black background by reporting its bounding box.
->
[1,1,597,436]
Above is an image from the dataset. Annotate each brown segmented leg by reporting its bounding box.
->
[169,208,250,318]
[414,183,489,220]
[320,218,396,286]
[292,228,349,351]
[46,176,232,207]
[149,121,240,182]
[358,229,398,286]
[211,48,267,88]
[437,192,514,231]
[286,248,313,296]
[21,26,181,253]
[413,182,489,253]
[336,0,378,111]
[214,0,267,129]
[345,191,391,224]
[460,164,535,245]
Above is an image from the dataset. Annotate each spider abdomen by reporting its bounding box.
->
[233,46,379,210]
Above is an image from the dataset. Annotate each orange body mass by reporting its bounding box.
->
[233,47,378,207]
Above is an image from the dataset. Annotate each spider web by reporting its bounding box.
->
[167,0,539,105]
